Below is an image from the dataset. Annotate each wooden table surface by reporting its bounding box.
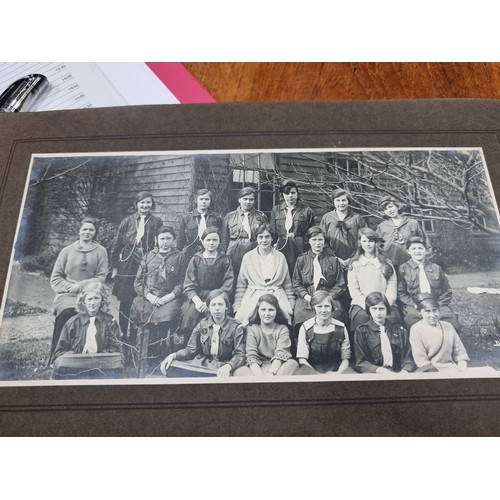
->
[184,63,500,102]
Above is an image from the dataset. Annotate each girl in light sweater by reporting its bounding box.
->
[347,227,400,333]
[235,294,298,377]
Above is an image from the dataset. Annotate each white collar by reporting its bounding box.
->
[358,254,381,268]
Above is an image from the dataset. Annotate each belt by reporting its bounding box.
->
[248,285,279,293]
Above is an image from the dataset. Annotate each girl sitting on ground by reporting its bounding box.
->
[409,295,469,372]
[295,291,352,376]
[235,294,298,377]
[52,282,122,379]
[353,291,415,374]
[160,289,245,378]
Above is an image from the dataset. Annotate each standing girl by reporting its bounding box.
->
[220,186,267,277]
[376,196,429,267]
[236,294,298,377]
[177,188,223,260]
[111,191,163,337]
[270,179,315,276]
[320,189,366,266]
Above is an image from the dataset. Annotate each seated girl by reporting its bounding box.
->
[409,295,469,372]
[292,226,347,332]
[179,227,234,347]
[160,289,246,378]
[235,294,298,377]
[354,291,415,374]
[234,223,295,326]
[347,227,400,333]
[52,282,122,379]
[295,291,352,376]
[397,236,460,331]
[129,225,185,374]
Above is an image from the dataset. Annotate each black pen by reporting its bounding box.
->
[0,73,49,112]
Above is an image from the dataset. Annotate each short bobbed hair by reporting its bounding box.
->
[133,191,156,210]
[205,289,230,309]
[255,222,273,237]
[158,225,176,239]
[416,293,439,311]
[379,196,400,211]
[364,291,391,316]
[331,188,348,201]
[311,290,335,309]
[194,188,213,201]
[238,187,256,199]
[76,282,110,314]
[200,226,220,241]
[248,293,289,326]
[279,179,301,199]
[305,226,325,243]
[80,216,100,237]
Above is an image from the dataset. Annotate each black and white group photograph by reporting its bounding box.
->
[1,147,500,385]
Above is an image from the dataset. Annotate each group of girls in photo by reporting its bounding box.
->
[48,178,480,379]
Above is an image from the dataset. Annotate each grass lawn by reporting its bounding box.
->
[451,288,500,369]
[0,312,53,381]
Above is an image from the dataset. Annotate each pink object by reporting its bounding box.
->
[146,62,216,103]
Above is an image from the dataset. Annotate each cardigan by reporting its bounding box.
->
[409,319,469,370]
[347,255,397,308]
[234,248,295,325]
[50,241,108,316]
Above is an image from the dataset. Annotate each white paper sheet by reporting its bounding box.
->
[0,62,179,111]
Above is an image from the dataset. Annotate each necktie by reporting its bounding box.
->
[312,254,326,291]
[379,324,393,368]
[210,324,220,356]
[285,207,293,233]
[198,213,207,237]
[242,212,252,239]
[418,263,431,294]
[136,216,146,244]
[83,317,98,354]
